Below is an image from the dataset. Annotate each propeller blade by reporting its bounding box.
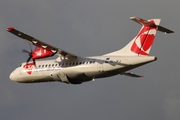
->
[33,59,36,67]
[22,49,31,54]
[29,43,32,52]
[26,56,32,63]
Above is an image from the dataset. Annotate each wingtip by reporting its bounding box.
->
[130,16,138,20]
[130,16,142,21]
[7,27,14,31]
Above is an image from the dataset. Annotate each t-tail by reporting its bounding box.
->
[104,17,174,56]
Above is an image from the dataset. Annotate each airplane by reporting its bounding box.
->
[8,17,174,84]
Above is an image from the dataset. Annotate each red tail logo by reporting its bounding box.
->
[23,63,34,75]
[131,20,157,55]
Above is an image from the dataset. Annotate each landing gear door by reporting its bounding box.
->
[59,72,70,84]
[50,72,70,84]
[97,57,104,72]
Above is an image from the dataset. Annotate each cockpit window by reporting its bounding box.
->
[19,64,22,67]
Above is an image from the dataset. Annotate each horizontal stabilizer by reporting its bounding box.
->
[130,17,157,27]
[121,72,144,78]
[131,17,174,34]
[158,26,174,34]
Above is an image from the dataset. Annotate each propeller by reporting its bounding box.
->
[22,44,36,66]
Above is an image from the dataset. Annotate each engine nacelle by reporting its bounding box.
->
[32,47,57,59]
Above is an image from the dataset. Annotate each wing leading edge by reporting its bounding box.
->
[7,27,78,59]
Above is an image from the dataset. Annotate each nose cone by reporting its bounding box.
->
[9,71,18,82]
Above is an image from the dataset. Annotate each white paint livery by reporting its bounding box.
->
[8,17,174,84]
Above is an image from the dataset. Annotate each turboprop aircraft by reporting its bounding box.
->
[8,17,174,84]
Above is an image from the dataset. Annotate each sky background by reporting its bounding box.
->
[0,0,180,120]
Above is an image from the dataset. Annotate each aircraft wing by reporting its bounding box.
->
[7,27,78,59]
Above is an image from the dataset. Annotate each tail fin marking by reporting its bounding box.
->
[131,19,158,56]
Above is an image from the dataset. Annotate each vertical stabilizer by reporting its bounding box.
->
[104,17,173,56]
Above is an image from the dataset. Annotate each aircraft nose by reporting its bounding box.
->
[9,71,18,82]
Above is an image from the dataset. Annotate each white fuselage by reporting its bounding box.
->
[9,56,157,84]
